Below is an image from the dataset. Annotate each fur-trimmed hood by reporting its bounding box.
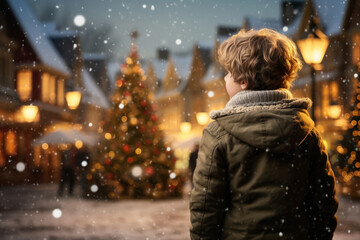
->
[209,90,315,153]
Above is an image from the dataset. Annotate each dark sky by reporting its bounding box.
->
[28,0,282,60]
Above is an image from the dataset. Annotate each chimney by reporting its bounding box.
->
[157,47,170,61]
[282,1,305,26]
[216,25,240,37]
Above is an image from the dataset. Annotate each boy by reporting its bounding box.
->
[190,29,338,240]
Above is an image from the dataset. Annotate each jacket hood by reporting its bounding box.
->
[210,97,314,153]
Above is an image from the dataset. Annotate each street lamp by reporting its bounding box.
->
[296,17,329,124]
[66,91,82,110]
[196,112,210,126]
[180,122,192,133]
[21,105,39,122]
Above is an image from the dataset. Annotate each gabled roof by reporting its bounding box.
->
[172,53,193,80]
[82,68,110,109]
[313,0,349,37]
[202,64,224,84]
[244,16,282,32]
[7,0,70,76]
[42,21,77,38]
[83,52,107,61]
[152,59,168,81]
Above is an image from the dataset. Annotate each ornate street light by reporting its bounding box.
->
[66,91,82,110]
[297,17,329,124]
[21,105,39,122]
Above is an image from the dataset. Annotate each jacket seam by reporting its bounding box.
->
[198,142,220,238]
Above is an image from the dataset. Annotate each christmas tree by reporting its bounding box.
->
[86,32,184,199]
[335,68,360,195]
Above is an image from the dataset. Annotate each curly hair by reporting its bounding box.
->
[218,28,302,90]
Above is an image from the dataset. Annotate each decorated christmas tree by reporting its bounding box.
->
[86,32,184,199]
[336,69,360,193]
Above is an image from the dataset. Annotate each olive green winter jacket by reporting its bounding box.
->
[190,91,338,240]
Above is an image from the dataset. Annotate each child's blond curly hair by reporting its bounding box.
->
[218,28,302,90]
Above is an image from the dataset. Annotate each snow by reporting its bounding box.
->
[172,53,192,81]
[152,59,168,81]
[0,184,359,240]
[244,16,282,32]
[82,69,111,109]
[314,0,349,37]
[7,0,71,76]
[202,64,224,84]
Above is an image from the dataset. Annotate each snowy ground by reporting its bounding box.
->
[0,183,359,240]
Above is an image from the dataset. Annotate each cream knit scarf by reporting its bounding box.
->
[210,89,312,119]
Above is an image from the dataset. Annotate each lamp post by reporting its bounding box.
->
[196,112,210,126]
[296,17,329,124]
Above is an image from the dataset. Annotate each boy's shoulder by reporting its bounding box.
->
[204,121,227,140]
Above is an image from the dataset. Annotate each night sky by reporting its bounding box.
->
[28,0,283,60]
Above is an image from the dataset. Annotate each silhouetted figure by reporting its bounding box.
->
[58,146,77,197]
[189,143,199,187]
[76,146,91,194]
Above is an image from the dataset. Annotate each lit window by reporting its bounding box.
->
[5,130,17,156]
[0,132,5,167]
[49,75,56,104]
[41,73,50,102]
[353,33,360,64]
[57,79,65,106]
[17,70,32,101]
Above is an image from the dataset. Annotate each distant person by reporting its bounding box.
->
[188,143,199,187]
[76,146,91,194]
[58,145,77,197]
[190,29,338,240]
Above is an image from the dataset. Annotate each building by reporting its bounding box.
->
[0,0,110,185]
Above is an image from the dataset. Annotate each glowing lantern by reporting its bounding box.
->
[21,105,39,122]
[180,122,192,133]
[196,112,210,125]
[66,91,82,110]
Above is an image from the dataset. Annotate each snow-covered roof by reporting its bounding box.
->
[7,0,70,76]
[82,68,110,109]
[152,59,168,81]
[42,21,77,38]
[83,52,107,61]
[245,16,282,32]
[172,53,193,80]
[202,64,224,84]
[106,61,121,86]
[313,0,349,37]
[281,11,303,37]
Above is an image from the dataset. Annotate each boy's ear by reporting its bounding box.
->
[240,79,248,90]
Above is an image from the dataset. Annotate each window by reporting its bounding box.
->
[5,130,17,156]
[49,75,56,104]
[41,73,50,103]
[0,132,5,167]
[57,79,65,106]
[17,70,32,101]
[353,33,360,64]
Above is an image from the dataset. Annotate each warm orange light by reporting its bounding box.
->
[21,105,39,122]
[328,105,341,119]
[17,70,32,101]
[66,91,82,110]
[196,112,210,125]
[180,122,192,133]
[75,140,83,149]
[42,143,49,150]
[105,133,112,140]
[297,29,329,65]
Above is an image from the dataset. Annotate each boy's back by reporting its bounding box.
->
[190,29,338,240]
